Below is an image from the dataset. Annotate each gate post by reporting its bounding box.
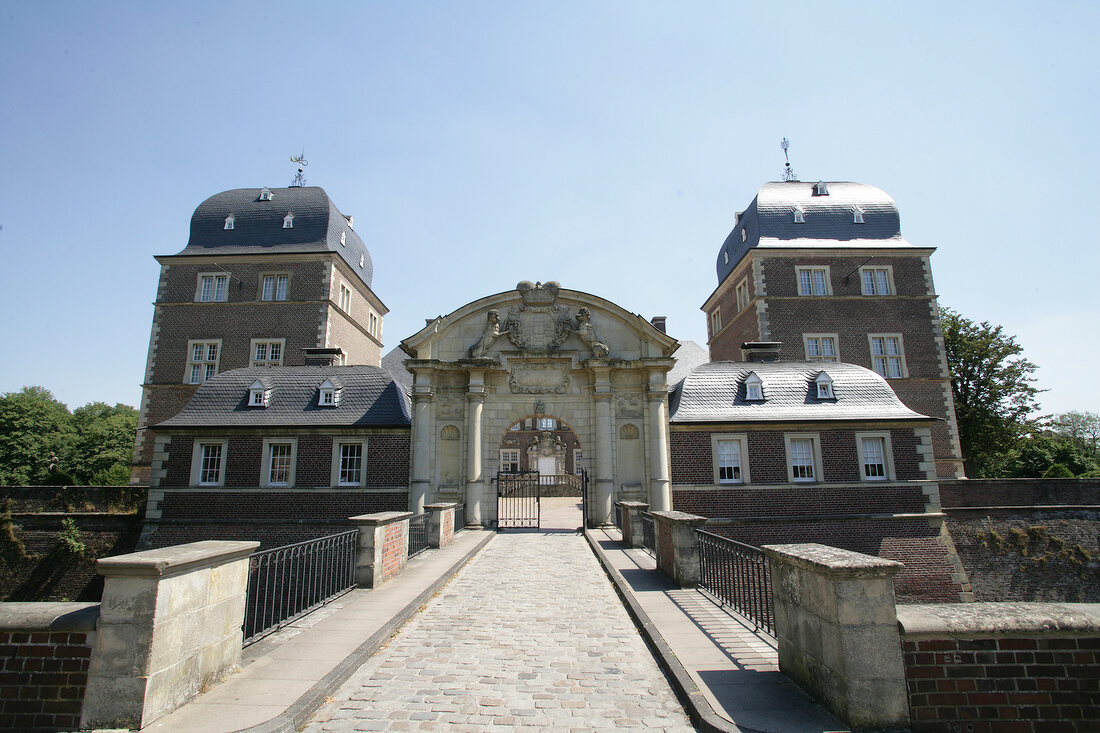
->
[650,510,707,587]
[616,501,649,548]
[426,502,457,548]
[349,512,413,588]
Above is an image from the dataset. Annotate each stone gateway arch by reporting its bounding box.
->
[400,281,679,528]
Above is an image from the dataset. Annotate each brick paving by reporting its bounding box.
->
[304,528,694,731]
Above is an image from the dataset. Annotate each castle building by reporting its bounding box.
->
[702,181,964,478]
[131,186,388,483]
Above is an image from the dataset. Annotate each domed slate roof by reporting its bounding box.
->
[177,186,374,288]
[669,361,931,424]
[716,181,912,285]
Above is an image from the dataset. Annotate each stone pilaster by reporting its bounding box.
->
[465,381,485,526]
[646,384,671,512]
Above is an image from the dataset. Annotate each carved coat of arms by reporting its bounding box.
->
[502,281,573,352]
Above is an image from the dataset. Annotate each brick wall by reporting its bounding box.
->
[939,478,1100,508]
[672,484,930,518]
[901,635,1100,731]
[380,521,406,582]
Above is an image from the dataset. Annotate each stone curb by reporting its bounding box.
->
[584,529,761,733]
[234,530,496,733]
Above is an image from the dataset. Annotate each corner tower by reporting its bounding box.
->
[702,181,964,478]
[130,186,388,483]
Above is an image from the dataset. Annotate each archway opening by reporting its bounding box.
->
[498,414,584,532]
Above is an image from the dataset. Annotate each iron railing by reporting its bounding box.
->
[696,529,774,636]
[408,512,429,557]
[641,512,655,555]
[454,503,465,531]
[242,530,357,644]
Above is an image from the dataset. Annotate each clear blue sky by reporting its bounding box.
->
[1,1,1096,416]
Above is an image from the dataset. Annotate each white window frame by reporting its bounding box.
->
[795,265,831,296]
[573,447,583,475]
[740,227,747,243]
[793,207,805,223]
[853,207,865,223]
[723,250,729,265]
[331,440,368,487]
[855,432,893,482]
[195,273,229,302]
[785,434,821,483]
[815,372,834,399]
[368,311,379,337]
[224,214,235,230]
[814,181,829,196]
[500,449,520,473]
[710,307,722,337]
[744,372,764,401]
[249,338,284,368]
[340,231,347,247]
[190,439,229,487]
[282,212,294,228]
[735,278,749,313]
[537,417,556,431]
[261,438,297,488]
[803,333,839,362]
[339,283,352,314]
[868,334,907,379]
[318,379,340,407]
[261,273,290,301]
[259,187,274,201]
[184,339,221,384]
[248,380,269,407]
[859,266,894,296]
[711,434,749,485]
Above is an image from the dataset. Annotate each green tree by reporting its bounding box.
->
[940,307,1042,477]
[1051,410,1100,456]
[0,387,75,485]
[67,402,138,485]
[1010,431,1098,477]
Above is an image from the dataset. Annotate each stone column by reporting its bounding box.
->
[425,502,457,548]
[647,387,671,512]
[350,512,413,588]
[616,500,649,548]
[81,540,258,731]
[409,389,433,514]
[465,389,485,526]
[593,392,614,525]
[650,510,707,587]
[762,543,908,729]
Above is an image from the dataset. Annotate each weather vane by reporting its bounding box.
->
[290,151,308,187]
[781,138,798,182]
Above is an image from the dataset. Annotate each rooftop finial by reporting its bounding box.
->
[289,150,308,187]
[780,138,798,182]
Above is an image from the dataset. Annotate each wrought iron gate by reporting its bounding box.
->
[497,471,540,529]
[580,468,590,529]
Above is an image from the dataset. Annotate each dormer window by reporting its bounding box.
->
[224,214,235,230]
[740,227,747,243]
[853,207,865,224]
[815,372,834,399]
[793,207,805,223]
[248,380,270,408]
[345,215,354,230]
[318,378,340,407]
[259,188,274,201]
[813,181,829,196]
[340,231,347,247]
[283,212,294,228]
[723,250,729,265]
[744,372,764,401]
[359,254,365,268]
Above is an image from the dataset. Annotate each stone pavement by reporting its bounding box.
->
[304,527,695,732]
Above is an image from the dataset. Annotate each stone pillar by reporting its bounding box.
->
[465,388,485,526]
[593,392,614,525]
[409,390,433,514]
[647,387,671,512]
[350,512,413,588]
[81,540,258,731]
[616,500,649,549]
[650,510,707,587]
[426,502,457,548]
[762,543,908,729]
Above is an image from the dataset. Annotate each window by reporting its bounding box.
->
[339,284,351,314]
[190,440,228,487]
[869,334,906,378]
[856,433,892,481]
[796,266,830,296]
[744,372,763,401]
[368,312,379,337]
[853,207,865,223]
[261,274,289,301]
[573,448,583,475]
[340,231,347,247]
[815,372,834,399]
[248,379,269,407]
[860,267,893,296]
[338,443,364,486]
[793,207,805,223]
[250,339,284,367]
[185,340,221,384]
[318,379,340,407]
[197,274,228,302]
[537,417,556,431]
[282,212,294,228]
[259,187,274,201]
[359,254,365,268]
[803,334,839,362]
[261,439,297,487]
[813,181,829,196]
[224,214,235,230]
[785,434,821,483]
[740,227,747,243]
[711,435,748,484]
[723,251,729,265]
[710,308,722,337]
[736,278,749,312]
[500,449,520,473]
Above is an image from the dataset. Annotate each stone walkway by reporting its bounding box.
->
[304,528,694,731]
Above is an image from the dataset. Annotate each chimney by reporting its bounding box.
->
[650,316,667,334]
[303,347,345,367]
[740,341,782,363]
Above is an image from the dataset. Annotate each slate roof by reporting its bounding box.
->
[156,366,411,428]
[666,340,710,388]
[716,181,915,285]
[173,186,374,288]
[381,347,413,393]
[669,361,932,424]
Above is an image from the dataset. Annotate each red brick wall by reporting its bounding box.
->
[939,478,1100,508]
[672,485,930,518]
[0,629,93,732]
[380,521,407,581]
[366,435,411,487]
[902,635,1100,731]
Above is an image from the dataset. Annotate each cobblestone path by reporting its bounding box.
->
[305,531,694,731]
